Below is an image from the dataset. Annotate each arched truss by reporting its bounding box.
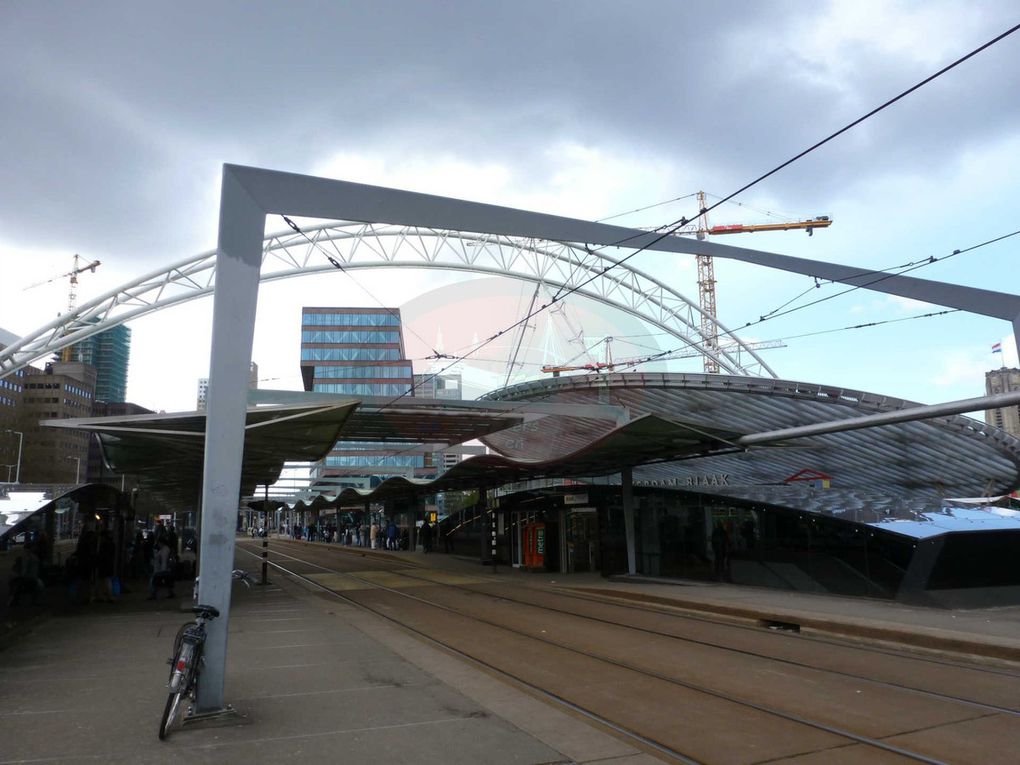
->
[0,221,777,379]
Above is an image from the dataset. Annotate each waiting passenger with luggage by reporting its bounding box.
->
[147,536,177,600]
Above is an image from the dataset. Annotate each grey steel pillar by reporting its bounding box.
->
[1014,314,1020,365]
[621,467,636,575]
[477,488,488,565]
[195,167,265,713]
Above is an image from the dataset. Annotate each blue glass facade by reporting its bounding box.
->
[300,306,422,481]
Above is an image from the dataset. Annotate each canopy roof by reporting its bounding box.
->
[42,398,525,501]
[43,402,363,499]
[39,374,1020,530]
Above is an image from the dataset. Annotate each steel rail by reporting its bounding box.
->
[240,542,952,765]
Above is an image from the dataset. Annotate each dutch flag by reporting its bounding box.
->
[992,342,1002,353]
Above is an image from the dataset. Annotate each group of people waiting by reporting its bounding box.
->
[279,517,452,553]
[6,530,51,606]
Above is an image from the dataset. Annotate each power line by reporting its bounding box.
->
[281,215,443,357]
[739,227,1020,330]
[594,193,698,223]
[657,21,1020,233]
[520,21,1020,366]
[280,22,1020,475]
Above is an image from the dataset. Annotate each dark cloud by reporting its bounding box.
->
[1,1,1018,263]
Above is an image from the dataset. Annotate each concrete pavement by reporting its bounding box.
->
[0,550,656,765]
[2,538,1018,764]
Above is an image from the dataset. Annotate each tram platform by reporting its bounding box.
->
[0,542,658,765]
[2,537,1018,764]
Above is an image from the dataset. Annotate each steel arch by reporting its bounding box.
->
[0,222,776,379]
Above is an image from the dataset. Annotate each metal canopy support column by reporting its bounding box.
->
[621,466,636,575]
[195,167,265,713]
[195,161,1020,714]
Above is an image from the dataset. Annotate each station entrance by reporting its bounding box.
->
[506,500,601,574]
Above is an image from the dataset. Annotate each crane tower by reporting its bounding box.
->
[679,192,831,373]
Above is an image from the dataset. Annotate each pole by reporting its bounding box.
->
[4,430,23,484]
[261,484,270,585]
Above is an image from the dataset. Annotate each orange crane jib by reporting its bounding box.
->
[708,217,831,236]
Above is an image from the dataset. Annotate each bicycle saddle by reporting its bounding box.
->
[192,604,220,618]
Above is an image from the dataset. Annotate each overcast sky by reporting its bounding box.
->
[2,1,1018,413]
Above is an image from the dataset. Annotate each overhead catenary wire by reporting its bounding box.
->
[739,227,1020,330]
[609,307,963,375]
[280,23,1020,476]
[281,215,444,358]
[652,21,1020,237]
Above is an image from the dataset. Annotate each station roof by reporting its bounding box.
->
[39,374,1020,534]
[41,398,525,500]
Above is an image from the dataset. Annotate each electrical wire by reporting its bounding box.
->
[281,216,443,358]
[594,193,699,223]
[279,22,1020,480]
[739,227,1020,330]
[654,21,1020,236]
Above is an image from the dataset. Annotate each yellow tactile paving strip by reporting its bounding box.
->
[304,572,365,591]
[303,569,487,592]
[404,570,488,586]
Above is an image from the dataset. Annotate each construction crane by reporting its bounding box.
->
[26,254,102,313]
[25,254,101,362]
[672,191,831,374]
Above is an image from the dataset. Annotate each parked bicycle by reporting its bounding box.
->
[159,569,253,739]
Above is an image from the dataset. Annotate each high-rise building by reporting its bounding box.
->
[0,328,27,482]
[67,323,131,403]
[300,307,418,486]
[197,362,259,410]
[19,361,95,484]
[986,367,1020,437]
[414,371,466,472]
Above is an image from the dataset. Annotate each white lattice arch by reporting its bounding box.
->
[0,221,776,378]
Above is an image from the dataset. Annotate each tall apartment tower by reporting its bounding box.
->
[67,323,131,403]
[300,307,417,487]
[197,362,259,410]
[986,367,1020,437]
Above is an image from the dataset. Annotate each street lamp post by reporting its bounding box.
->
[66,456,80,484]
[3,430,22,484]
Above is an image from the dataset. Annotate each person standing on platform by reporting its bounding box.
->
[385,519,398,551]
[96,530,117,603]
[420,520,433,553]
[74,526,97,604]
[148,536,176,600]
[370,520,379,549]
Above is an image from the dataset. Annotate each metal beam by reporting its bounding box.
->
[739,389,1020,446]
[228,164,1020,326]
[195,166,265,713]
[200,163,1020,712]
[248,388,629,421]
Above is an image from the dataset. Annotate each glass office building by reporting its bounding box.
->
[300,307,421,486]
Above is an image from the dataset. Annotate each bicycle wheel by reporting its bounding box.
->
[159,690,184,740]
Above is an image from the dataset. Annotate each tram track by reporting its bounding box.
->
[251,539,1020,711]
[238,540,1018,764]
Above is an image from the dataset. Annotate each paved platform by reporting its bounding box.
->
[3,538,1019,764]
[0,549,656,765]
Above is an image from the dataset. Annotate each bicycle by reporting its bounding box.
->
[159,569,253,739]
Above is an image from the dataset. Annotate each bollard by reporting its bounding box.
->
[260,533,269,585]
